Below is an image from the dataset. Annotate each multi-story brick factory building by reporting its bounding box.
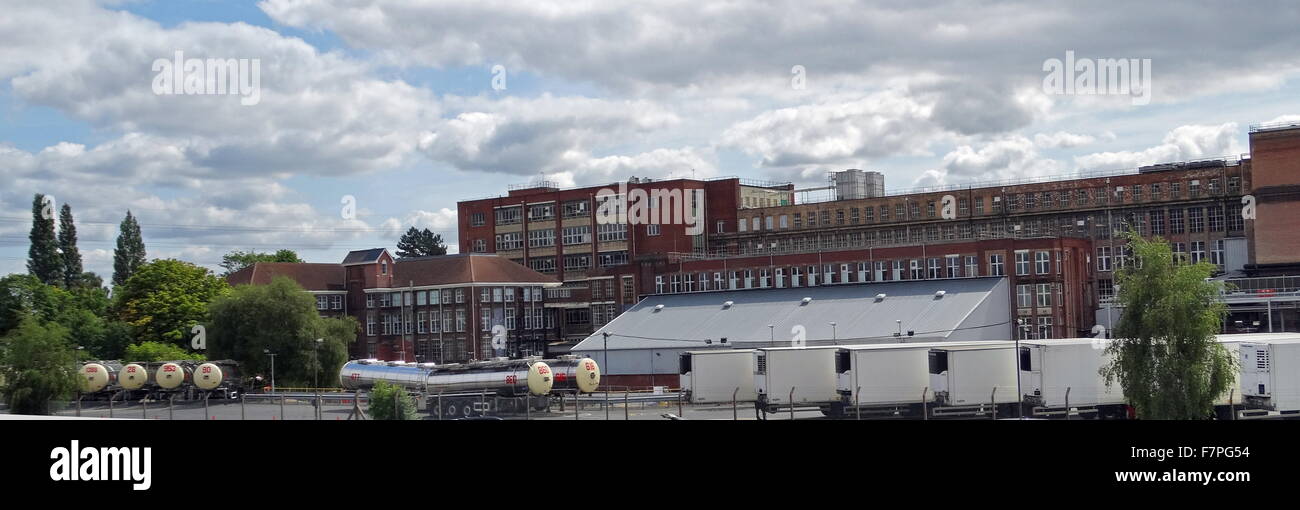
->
[227,250,559,363]
[459,121,1300,350]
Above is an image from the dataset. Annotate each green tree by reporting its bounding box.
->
[27,194,63,287]
[0,318,80,415]
[114,259,229,347]
[124,341,206,362]
[395,227,447,258]
[367,380,418,420]
[219,249,304,277]
[112,211,146,287]
[57,204,83,289]
[208,276,356,388]
[0,274,64,336]
[1101,232,1236,420]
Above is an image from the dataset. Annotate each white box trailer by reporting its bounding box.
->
[929,344,1019,405]
[679,349,756,403]
[1018,338,1124,410]
[1239,337,1300,412]
[835,341,1013,406]
[755,346,840,409]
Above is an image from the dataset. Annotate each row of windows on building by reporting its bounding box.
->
[1095,239,1228,272]
[739,203,1242,237]
[516,251,629,274]
[364,286,547,309]
[731,208,1242,258]
[480,200,597,227]
[365,305,554,337]
[489,223,629,252]
[652,251,1061,294]
[314,294,344,310]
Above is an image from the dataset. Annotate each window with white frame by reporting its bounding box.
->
[647,224,661,236]
[528,229,555,248]
[505,308,515,330]
[989,254,1005,276]
[1015,251,1030,276]
[655,276,664,294]
[366,312,375,336]
[316,295,329,310]
[1035,251,1050,275]
[1017,284,1032,308]
[928,258,941,279]
[1037,283,1052,307]
[910,260,923,280]
[562,226,592,245]
[946,256,960,278]
[1097,247,1112,271]
[965,256,978,277]
[417,311,427,333]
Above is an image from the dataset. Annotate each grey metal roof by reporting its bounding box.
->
[574,277,1011,351]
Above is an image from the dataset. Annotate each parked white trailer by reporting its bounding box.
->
[929,344,1019,406]
[1239,337,1300,412]
[680,349,756,403]
[755,346,840,410]
[1018,339,1124,415]
[836,341,1013,406]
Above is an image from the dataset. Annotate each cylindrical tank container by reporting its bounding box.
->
[339,358,555,396]
[155,361,193,390]
[119,363,149,390]
[194,362,224,390]
[79,361,122,393]
[833,169,885,200]
[546,356,602,393]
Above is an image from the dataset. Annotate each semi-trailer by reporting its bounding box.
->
[679,349,756,404]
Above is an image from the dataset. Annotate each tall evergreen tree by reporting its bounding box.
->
[57,204,83,288]
[27,194,63,286]
[112,211,146,287]
[395,227,448,258]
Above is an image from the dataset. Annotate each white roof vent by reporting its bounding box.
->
[722,300,734,309]
[935,290,946,298]
[801,297,813,305]
[875,293,887,301]
[654,304,665,311]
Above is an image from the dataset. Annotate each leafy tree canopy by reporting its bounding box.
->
[1102,232,1236,420]
[396,227,447,258]
[219,249,304,277]
[114,259,229,348]
[0,317,80,415]
[367,380,418,420]
[125,341,206,362]
[208,275,355,388]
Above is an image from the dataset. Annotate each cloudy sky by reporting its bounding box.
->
[3,0,1300,279]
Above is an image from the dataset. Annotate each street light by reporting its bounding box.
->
[1015,318,1027,419]
[829,322,837,344]
[314,338,323,390]
[768,324,775,347]
[264,349,276,394]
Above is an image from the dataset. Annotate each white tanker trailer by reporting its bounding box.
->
[78,361,123,393]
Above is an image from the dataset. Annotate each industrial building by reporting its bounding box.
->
[458,120,1300,355]
[226,250,560,363]
[571,277,1011,387]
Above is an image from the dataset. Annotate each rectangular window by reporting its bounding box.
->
[528,228,556,248]
[1097,247,1112,272]
[779,215,789,229]
[495,232,524,251]
[316,295,329,310]
[528,203,555,221]
[528,257,556,273]
[1188,207,1204,233]
[648,224,662,236]
[989,254,1005,276]
[366,293,374,308]
[946,256,960,278]
[1169,209,1185,234]
[332,295,343,310]
[1211,239,1225,269]
[1150,209,1165,235]
[1017,284,1033,308]
[366,312,375,336]
[417,311,427,334]
[1099,279,1114,301]
[563,199,589,218]
[562,226,592,245]
[1191,241,1206,264]
[416,291,427,306]
[910,260,923,280]
[1037,317,1053,340]
[596,222,628,242]
[563,254,591,271]
[928,258,941,279]
[495,206,522,225]
[470,212,486,226]
[1035,251,1050,275]
[1037,283,1052,307]
[505,308,515,330]
[1015,251,1030,276]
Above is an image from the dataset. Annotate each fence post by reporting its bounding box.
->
[990,387,998,420]
[481,389,487,417]
[789,387,796,421]
[733,387,739,421]
[855,386,861,421]
[1064,387,1071,421]
[280,394,286,420]
[241,395,246,421]
[76,394,81,417]
[625,392,630,420]
[921,387,928,421]
[677,390,683,419]
[169,394,174,420]
[575,391,580,421]
[559,392,565,413]
[316,392,321,421]
[142,396,147,420]
[1229,389,1236,421]
[109,393,115,418]
[204,392,210,420]
[437,393,443,421]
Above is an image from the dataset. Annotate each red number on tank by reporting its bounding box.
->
[86,366,98,373]
[126,366,137,373]
[585,361,595,371]
[202,366,212,373]
[537,366,550,375]
[164,365,176,372]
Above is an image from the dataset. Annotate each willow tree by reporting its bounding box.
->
[1101,232,1236,420]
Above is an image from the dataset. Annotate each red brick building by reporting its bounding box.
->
[458,121,1300,346]
[227,250,559,362]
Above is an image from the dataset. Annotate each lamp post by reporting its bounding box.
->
[829,322,837,344]
[314,338,323,390]
[768,325,775,347]
[1015,318,1027,419]
[264,349,276,394]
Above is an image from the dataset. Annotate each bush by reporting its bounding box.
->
[125,341,206,362]
[367,380,418,420]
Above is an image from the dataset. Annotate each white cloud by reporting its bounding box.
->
[1073,123,1244,171]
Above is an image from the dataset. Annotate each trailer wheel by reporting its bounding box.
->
[463,405,473,416]
[446,404,458,417]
